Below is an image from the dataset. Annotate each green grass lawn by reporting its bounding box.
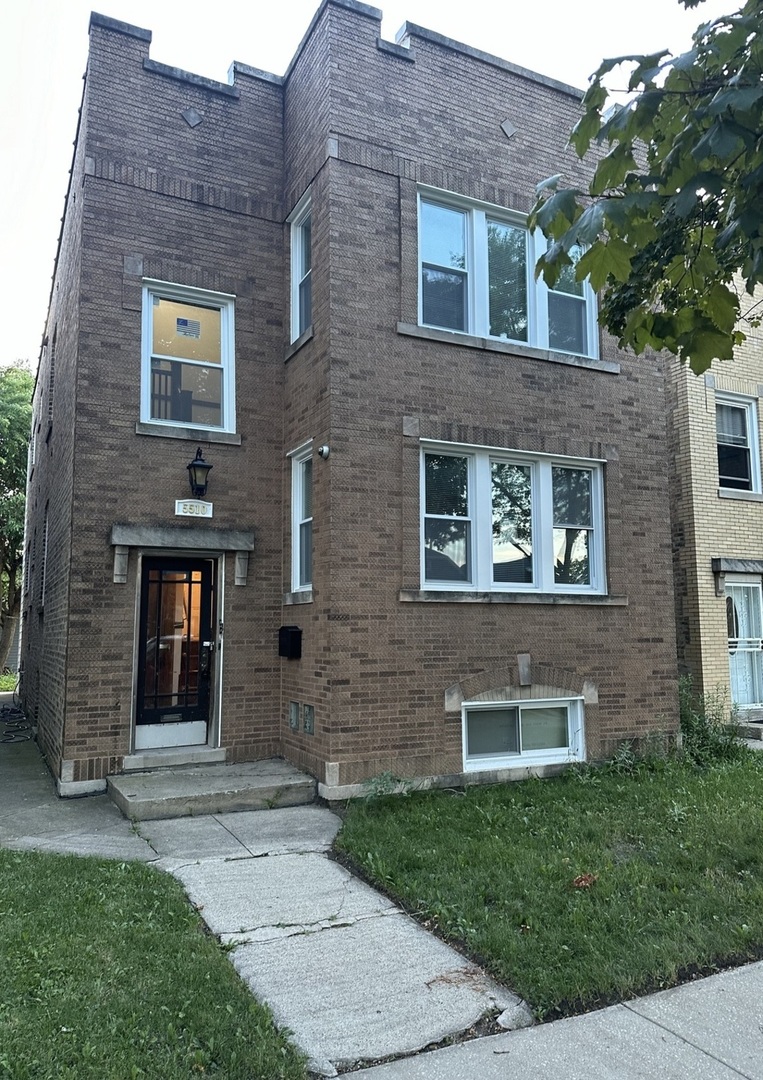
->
[336,753,763,1019]
[0,850,306,1080]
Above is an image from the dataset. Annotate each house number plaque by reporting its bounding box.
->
[174,499,214,518]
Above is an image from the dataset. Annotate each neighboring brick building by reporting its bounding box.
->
[668,308,763,719]
[23,0,679,798]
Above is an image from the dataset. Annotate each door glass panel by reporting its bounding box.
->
[726,582,763,706]
[143,570,201,711]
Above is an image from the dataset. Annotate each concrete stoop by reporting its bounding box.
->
[107,758,316,821]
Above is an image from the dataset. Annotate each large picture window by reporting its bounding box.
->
[418,191,597,359]
[421,444,605,594]
[141,282,235,433]
[463,697,584,770]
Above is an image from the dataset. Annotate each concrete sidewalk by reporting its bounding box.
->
[2,727,763,1077]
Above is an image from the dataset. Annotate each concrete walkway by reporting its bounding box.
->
[2,724,763,1077]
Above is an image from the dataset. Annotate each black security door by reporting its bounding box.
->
[136,558,215,728]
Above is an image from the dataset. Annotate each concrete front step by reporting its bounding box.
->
[735,722,763,741]
[107,758,317,821]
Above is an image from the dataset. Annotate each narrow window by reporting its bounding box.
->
[487,220,528,342]
[420,202,468,332]
[547,247,588,356]
[292,447,313,591]
[290,195,313,341]
[552,466,592,586]
[423,453,472,583]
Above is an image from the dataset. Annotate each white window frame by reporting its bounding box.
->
[290,442,313,592]
[417,188,598,359]
[716,392,761,493]
[140,280,236,433]
[420,441,606,595]
[289,192,312,343]
[462,696,585,771]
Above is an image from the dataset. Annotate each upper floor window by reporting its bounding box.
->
[716,394,760,492]
[141,281,236,433]
[289,194,312,342]
[421,444,606,594]
[418,192,598,359]
[291,444,313,591]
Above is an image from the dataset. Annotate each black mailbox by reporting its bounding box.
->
[278,625,302,660]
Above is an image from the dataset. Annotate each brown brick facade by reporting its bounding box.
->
[22,1,679,796]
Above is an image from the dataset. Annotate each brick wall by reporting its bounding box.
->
[25,0,680,788]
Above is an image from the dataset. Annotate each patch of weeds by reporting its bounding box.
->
[361,771,414,800]
[679,676,749,766]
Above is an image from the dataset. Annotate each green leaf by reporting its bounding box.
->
[533,188,582,234]
[592,144,639,196]
[682,328,736,373]
[704,283,740,334]
[576,238,633,291]
[707,84,763,115]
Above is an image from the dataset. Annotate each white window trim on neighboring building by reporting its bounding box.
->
[715,391,761,493]
[140,280,236,434]
[417,188,599,360]
[289,192,312,343]
[420,441,606,594]
[290,441,313,592]
[462,696,585,771]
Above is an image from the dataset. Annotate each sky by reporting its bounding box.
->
[1,0,733,371]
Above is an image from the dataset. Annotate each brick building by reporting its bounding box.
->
[669,309,763,719]
[23,0,679,798]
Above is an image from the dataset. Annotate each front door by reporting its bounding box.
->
[726,578,763,709]
[135,557,216,749]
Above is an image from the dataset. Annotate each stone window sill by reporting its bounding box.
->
[718,488,763,502]
[399,590,627,606]
[135,422,241,445]
[397,323,620,374]
[283,589,313,605]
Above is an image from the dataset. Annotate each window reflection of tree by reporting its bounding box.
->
[487,223,528,342]
[491,462,532,583]
[553,467,591,585]
[424,455,469,581]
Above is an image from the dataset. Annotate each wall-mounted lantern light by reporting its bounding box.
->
[187,447,213,499]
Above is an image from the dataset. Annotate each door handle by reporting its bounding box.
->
[199,641,214,676]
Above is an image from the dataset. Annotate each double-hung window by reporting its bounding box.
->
[422,445,605,593]
[289,194,312,342]
[141,281,236,433]
[418,191,597,359]
[291,445,313,591]
[716,394,761,492]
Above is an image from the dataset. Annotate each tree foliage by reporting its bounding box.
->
[0,365,33,669]
[530,0,763,373]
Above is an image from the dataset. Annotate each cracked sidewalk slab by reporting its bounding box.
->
[222,906,402,946]
[230,912,528,1075]
[139,805,340,861]
[170,851,395,935]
